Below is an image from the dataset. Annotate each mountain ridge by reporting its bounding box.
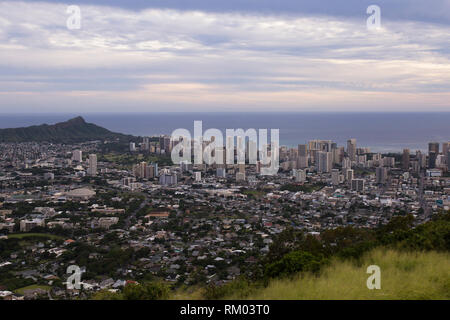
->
[0,116,134,143]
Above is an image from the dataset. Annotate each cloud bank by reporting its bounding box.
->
[0,1,449,112]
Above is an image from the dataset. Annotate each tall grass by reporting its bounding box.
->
[239,249,450,300]
[171,285,205,300]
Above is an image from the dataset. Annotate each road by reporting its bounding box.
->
[418,170,431,220]
[124,192,151,229]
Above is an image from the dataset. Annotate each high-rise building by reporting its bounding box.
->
[347,139,357,161]
[443,142,450,168]
[133,161,156,179]
[158,135,172,154]
[248,140,258,163]
[357,147,370,155]
[87,154,97,176]
[342,157,351,169]
[281,161,291,171]
[442,142,449,155]
[372,153,382,166]
[255,161,261,174]
[121,177,136,187]
[345,168,354,182]
[298,144,308,157]
[143,137,150,151]
[290,160,297,170]
[159,136,165,151]
[410,161,420,173]
[448,150,450,171]
[194,171,202,182]
[357,155,367,166]
[308,140,320,163]
[72,150,82,162]
[292,169,306,182]
[436,155,445,168]
[180,160,191,172]
[376,166,388,184]
[159,170,178,186]
[333,147,344,165]
[20,219,45,232]
[164,136,171,154]
[288,147,298,160]
[296,145,309,168]
[351,179,365,191]
[428,142,439,168]
[316,151,332,173]
[428,142,439,154]
[147,165,155,179]
[129,142,136,152]
[382,157,395,167]
[402,148,410,171]
[416,151,426,169]
[429,152,438,169]
[135,162,158,179]
[297,156,308,168]
[331,169,340,185]
[216,167,226,178]
[321,140,333,152]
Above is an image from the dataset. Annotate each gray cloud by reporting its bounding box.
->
[24,0,450,25]
[0,1,449,112]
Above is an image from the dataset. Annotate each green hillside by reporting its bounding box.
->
[172,248,449,300]
[0,116,132,143]
[90,213,450,301]
[172,213,450,300]
[233,248,450,300]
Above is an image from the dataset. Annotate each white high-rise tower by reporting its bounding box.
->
[72,150,82,162]
[88,154,97,176]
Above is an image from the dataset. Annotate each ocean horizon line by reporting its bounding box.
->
[0,112,448,154]
[0,111,450,116]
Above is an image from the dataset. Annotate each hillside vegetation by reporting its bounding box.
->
[0,116,131,143]
[92,213,450,300]
[234,248,450,299]
[173,213,449,300]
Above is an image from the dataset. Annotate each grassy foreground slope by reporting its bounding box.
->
[173,248,449,300]
[239,249,450,300]
[92,214,449,301]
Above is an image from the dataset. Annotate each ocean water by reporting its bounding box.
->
[0,112,448,153]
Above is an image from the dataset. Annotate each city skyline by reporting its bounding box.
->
[0,0,449,305]
[0,120,448,301]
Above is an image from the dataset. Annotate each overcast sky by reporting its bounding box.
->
[0,0,449,113]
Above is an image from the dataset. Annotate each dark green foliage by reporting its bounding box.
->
[321,226,377,258]
[0,116,133,143]
[265,251,325,278]
[122,282,170,300]
[263,213,449,279]
[203,278,257,300]
[265,228,310,263]
[92,282,170,300]
[280,183,325,193]
[0,238,21,259]
[395,214,450,251]
[0,272,35,291]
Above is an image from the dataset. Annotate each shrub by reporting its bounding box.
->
[92,282,170,300]
[264,251,326,278]
[122,282,170,300]
[203,278,256,300]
